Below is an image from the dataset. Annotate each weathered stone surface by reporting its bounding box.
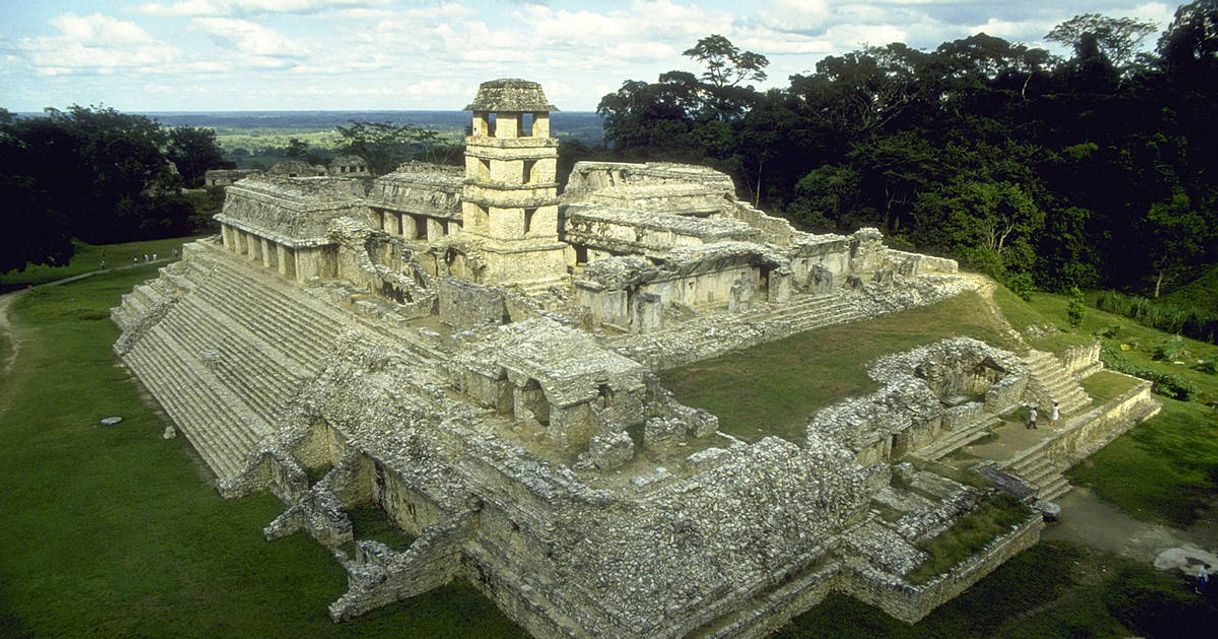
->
[108,77,1161,639]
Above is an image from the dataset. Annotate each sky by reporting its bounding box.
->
[0,1,1181,112]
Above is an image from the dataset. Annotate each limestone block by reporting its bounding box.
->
[811,264,835,293]
[586,430,635,470]
[631,292,663,333]
[437,278,507,330]
[644,417,686,451]
[769,267,793,303]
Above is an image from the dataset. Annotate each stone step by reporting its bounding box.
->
[917,414,1001,461]
[1039,475,1071,501]
[124,329,266,479]
[161,299,304,426]
[191,271,337,370]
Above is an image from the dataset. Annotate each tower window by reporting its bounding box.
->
[521,113,535,137]
[524,208,537,234]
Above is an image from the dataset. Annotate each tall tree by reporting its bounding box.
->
[166,126,230,188]
[1046,13,1158,71]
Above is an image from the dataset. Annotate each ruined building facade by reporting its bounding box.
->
[113,80,1158,638]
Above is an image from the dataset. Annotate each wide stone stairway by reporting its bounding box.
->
[114,244,347,481]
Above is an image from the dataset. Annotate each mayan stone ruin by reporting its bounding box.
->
[113,79,1161,638]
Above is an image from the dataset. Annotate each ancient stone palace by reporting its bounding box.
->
[113,79,1159,638]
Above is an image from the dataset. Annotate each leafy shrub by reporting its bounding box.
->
[1195,360,1218,375]
[1006,272,1036,302]
[1067,287,1086,331]
[1153,335,1190,361]
[1095,290,1218,344]
[1100,346,1198,401]
[1095,323,1122,339]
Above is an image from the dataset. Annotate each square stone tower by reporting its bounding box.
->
[461,79,569,287]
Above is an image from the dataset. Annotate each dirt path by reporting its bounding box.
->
[1043,485,1218,567]
[0,258,172,382]
[0,289,27,380]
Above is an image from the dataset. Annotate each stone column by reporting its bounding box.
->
[261,238,275,269]
[277,244,294,278]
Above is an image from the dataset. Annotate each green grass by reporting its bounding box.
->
[991,286,1094,352]
[1080,369,1140,405]
[0,266,526,639]
[348,505,417,551]
[1069,398,1218,527]
[1163,264,1218,318]
[0,235,207,291]
[990,286,1218,528]
[779,541,1215,639]
[661,291,1015,442]
[906,494,1031,584]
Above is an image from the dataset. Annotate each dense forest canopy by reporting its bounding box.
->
[3,0,1216,304]
[596,0,1218,299]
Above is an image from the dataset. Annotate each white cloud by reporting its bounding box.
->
[191,17,308,58]
[140,0,392,17]
[19,13,178,75]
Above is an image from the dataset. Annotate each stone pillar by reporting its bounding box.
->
[276,244,291,277]
[632,292,663,334]
[261,238,275,269]
[247,232,261,262]
[427,218,444,241]
[768,267,793,303]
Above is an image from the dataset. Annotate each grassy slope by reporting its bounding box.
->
[993,288,1218,528]
[0,236,207,290]
[0,267,525,639]
[1162,264,1218,317]
[661,291,1014,442]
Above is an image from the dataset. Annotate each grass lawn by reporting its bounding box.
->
[994,288,1218,529]
[779,541,1215,639]
[0,236,208,292]
[907,494,1031,584]
[1079,369,1141,405]
[0,267,526,639]
[661,291,1014,442]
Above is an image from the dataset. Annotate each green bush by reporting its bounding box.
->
[1095,290,1218,345]
[1066,287,1086,331]
[1100,346,1198,401]
[1195,360,1218,375]
[1007,272,1036,302]
[1153,335,1190,361]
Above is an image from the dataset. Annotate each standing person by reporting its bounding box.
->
[1199,565,1210,593]
[1050,401,1060,429]
[1027,405,1038,430]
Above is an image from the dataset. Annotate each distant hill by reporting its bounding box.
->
[136,110,605,143]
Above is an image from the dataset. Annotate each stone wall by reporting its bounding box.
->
[1006,375,1159,473]
[1060,341,1103,378]
[839,514,1043,622]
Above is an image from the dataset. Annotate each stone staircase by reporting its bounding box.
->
[749,292,865,339]
[1023,350,1092,416]
[610,291,867,369]
[116,247,351,482]
[915,413,1003,461]
[1007,453,1070,501]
